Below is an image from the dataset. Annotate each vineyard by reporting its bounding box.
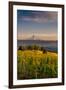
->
[17,48,58,79]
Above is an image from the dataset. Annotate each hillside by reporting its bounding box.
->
[17,50,58,79]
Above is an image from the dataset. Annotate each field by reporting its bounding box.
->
[17,49,58,80]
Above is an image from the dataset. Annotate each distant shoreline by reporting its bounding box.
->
[17,40,58,53]
[17,40,58,42]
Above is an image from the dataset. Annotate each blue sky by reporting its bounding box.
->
[17,10,58,40]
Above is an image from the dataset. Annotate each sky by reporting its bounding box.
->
[17,10,58,41]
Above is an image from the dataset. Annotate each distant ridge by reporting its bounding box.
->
[17,39,57,42]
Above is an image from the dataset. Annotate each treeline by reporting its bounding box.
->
[18,45,47,53]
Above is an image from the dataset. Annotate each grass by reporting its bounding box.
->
[17,50,58,80]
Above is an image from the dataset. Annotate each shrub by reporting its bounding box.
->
[43,49,47,54]
[26,45,40,50]
[18,45,47,52]
[18,46,23,50]
[41,47,44,51]
[27,45,32,50]
[18,46,25,51]
[32,45,40,50]
[40,47,47,53]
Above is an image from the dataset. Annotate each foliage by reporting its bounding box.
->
[18,46,25,51]
[17,50,58,79]
[18,45,47,54]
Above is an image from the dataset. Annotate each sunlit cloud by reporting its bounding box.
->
[17,33,57,41]
[17,10,58,41]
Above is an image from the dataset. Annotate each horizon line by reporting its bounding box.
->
[17,39,58,41]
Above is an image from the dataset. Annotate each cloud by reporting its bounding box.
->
[17,33,57,40]
[18,11,57,23]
